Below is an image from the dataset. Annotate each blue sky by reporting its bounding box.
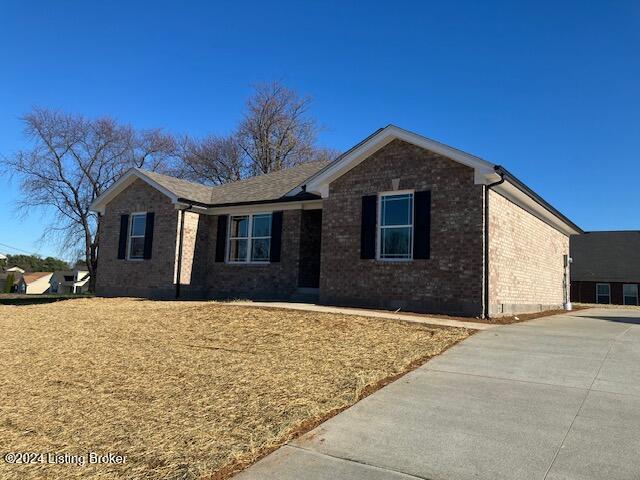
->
[1,0,638,259]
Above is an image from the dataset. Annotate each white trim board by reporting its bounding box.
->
[206,200,322,215]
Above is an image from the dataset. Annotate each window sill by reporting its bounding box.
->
[225,262,272,266]
[374,258,414,263]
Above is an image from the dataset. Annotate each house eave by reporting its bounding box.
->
[492,180,582,236]
[301,124,580,237]
[204,199,323,215]
[303,124,497,197]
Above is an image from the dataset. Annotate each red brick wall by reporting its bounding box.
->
[204,210,303,299]
[96,179,179,298]
[319,139,485,316]
[571,281,640,305]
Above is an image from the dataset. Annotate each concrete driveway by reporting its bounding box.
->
[236,308,640,480]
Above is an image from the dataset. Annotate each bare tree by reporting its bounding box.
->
[237,82,325,175]
[176,134,244,185]
[5,107,179,292]
[172,82,338,185]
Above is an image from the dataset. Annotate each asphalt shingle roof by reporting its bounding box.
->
[138,160,331,207]
[570,231,640,282]
[140,170,215,205]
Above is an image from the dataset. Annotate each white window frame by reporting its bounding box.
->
[623,284,639,306]
[596,283,611,304]
[227,212,272,264]
[127,212,147,261]
[377,190,414,261]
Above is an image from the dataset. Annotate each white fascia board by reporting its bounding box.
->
[89,169,179,214]
[492,181,580,236]
[174,203,209,212]
[305,125,497,197]
[205,199,322,215]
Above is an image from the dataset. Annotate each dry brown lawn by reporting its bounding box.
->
[0,298,469,479]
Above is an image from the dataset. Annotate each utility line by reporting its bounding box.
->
[0,242,37,255]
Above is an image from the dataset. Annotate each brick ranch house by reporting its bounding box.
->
[90,125,582,317]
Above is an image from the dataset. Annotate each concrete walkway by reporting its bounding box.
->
[236,308,640,480]
[231,301,495,330]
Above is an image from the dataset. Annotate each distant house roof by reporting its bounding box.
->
[21,272,53,284]
[0,253,6,260]
[6,266,25,273]
[571,231,640,282]
[91,160,330,213]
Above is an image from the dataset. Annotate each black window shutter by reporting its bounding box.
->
[117,214,129,260]
[413,191,431,259]
[270,211,283,262]
[360,195,377,259]
[143,212,155,260]
[215,215,228,262]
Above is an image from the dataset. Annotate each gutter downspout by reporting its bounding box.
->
[176,204,193,299]
[483,166,505,319]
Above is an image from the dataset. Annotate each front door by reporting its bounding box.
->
[298,209,322,288]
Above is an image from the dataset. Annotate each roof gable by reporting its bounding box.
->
[90,169,189,214]
[302,125,581,235]
[303,125,498,196]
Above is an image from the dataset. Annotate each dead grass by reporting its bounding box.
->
[0,298,469,479]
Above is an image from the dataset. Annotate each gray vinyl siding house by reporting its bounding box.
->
[91,125,581,317]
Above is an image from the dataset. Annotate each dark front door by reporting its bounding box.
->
[298,209,322,288]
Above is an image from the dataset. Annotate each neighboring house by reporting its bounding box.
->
[17,272,53,294]
[90,125,582,317]
[50,268,91,294]
[570,231,640,305]
[1,266,26,293]
[6,266,26,274]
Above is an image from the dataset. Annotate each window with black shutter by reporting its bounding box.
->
[413,191,431,259]
[360,195,377,259]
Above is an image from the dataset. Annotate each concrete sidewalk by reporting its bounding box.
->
[236,308,640,480]
[230,300,496,330]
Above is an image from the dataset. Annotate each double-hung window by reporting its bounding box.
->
[378,192,413,260]
[128,213,147,260]
[228,213,272,263]
[596,283,611,304]
[623,284,638,306]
